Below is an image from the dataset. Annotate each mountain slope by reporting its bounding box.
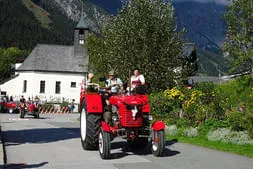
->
[0,0,75,50]
[0,0,109,50]
[173,1,227,50]
[22,0,52,29]
[53,0,109,31]
[88,0,122,14]
[197,48,229,76]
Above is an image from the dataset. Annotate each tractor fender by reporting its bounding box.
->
[101,121,111,133]
[152,121,165,131]
[84,94,103,113]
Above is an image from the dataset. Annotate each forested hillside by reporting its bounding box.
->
[0,0,75,50]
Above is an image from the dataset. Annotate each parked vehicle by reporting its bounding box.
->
[0,96,19,113]
[5,101,19,113]
[80,84,165,159]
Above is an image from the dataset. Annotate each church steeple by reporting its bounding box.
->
[74,9,89,57]
[76,12,89,30]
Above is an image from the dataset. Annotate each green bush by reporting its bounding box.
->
[198,119,230,136]
[244,112,253,138]
[194,82,215,104]
[40,103,54,110]
[166,125,178,136]
[166,118,192,128]
[149,92,173,118]
[207,128,253,145]
[153,75,253,139]
[227,110,253,138]
[60,101,69,108]
[228,111,245,131]
[183,127,198,137]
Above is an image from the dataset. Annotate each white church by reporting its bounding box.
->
[0,14,89,103]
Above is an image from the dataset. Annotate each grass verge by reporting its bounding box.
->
[166,135,253,158]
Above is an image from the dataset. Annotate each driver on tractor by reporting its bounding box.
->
[103,70,123,123]
[104,70,123,106]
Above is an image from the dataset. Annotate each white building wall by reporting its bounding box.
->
[0,71,84,103]
[15,63,23,75]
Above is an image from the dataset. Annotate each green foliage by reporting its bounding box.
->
[0,47,28,83]
[223,0,253,73]
[207,128,253,145]
[166,125,178,136]
[164,86,185,110]
[40,103,53,110]
[148,92,173,117]
[169,118,192,128]
[183,127,198,137]
[87,0,192,91]
[163,85,224,125]
[163,75,253,138]
[0,0,74,50]
[60,101,69,108]
[228,111,245,131]
[198,119,230,136]
[23,0,52,29]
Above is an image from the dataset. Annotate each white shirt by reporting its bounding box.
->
[131,74,145,89]
[106,78,123,93]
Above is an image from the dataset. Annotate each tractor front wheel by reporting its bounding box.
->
[80,99,101,150]
[98,128,111,159]
[151,130,165,156]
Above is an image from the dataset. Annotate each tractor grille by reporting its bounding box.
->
[120,108,143,127]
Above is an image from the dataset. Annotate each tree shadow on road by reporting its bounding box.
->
[3,162,48,169]
[109,138,180,159]
[3,128,80,146]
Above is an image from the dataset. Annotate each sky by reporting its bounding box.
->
[174,0,229,5]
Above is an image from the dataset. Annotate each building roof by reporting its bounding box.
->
[76,13,89,29]
[17,44,88,73]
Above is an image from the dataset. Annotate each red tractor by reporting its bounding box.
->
[79,84,165,159]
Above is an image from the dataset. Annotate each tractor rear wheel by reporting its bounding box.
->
[151,130,165,156]
[98,128,111,159]
[80,99,101,150]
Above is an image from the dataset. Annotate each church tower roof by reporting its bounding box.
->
[76,12,89,29]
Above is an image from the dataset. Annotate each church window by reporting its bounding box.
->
[55,81,61,94]
[40,81,45,93]
[79,39,84,44]
[23,80,27,93]
[79,30,84,34]
[79,30,85,44]
[71,82,76,88]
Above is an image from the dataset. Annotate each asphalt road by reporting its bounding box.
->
[0,113,252,169]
